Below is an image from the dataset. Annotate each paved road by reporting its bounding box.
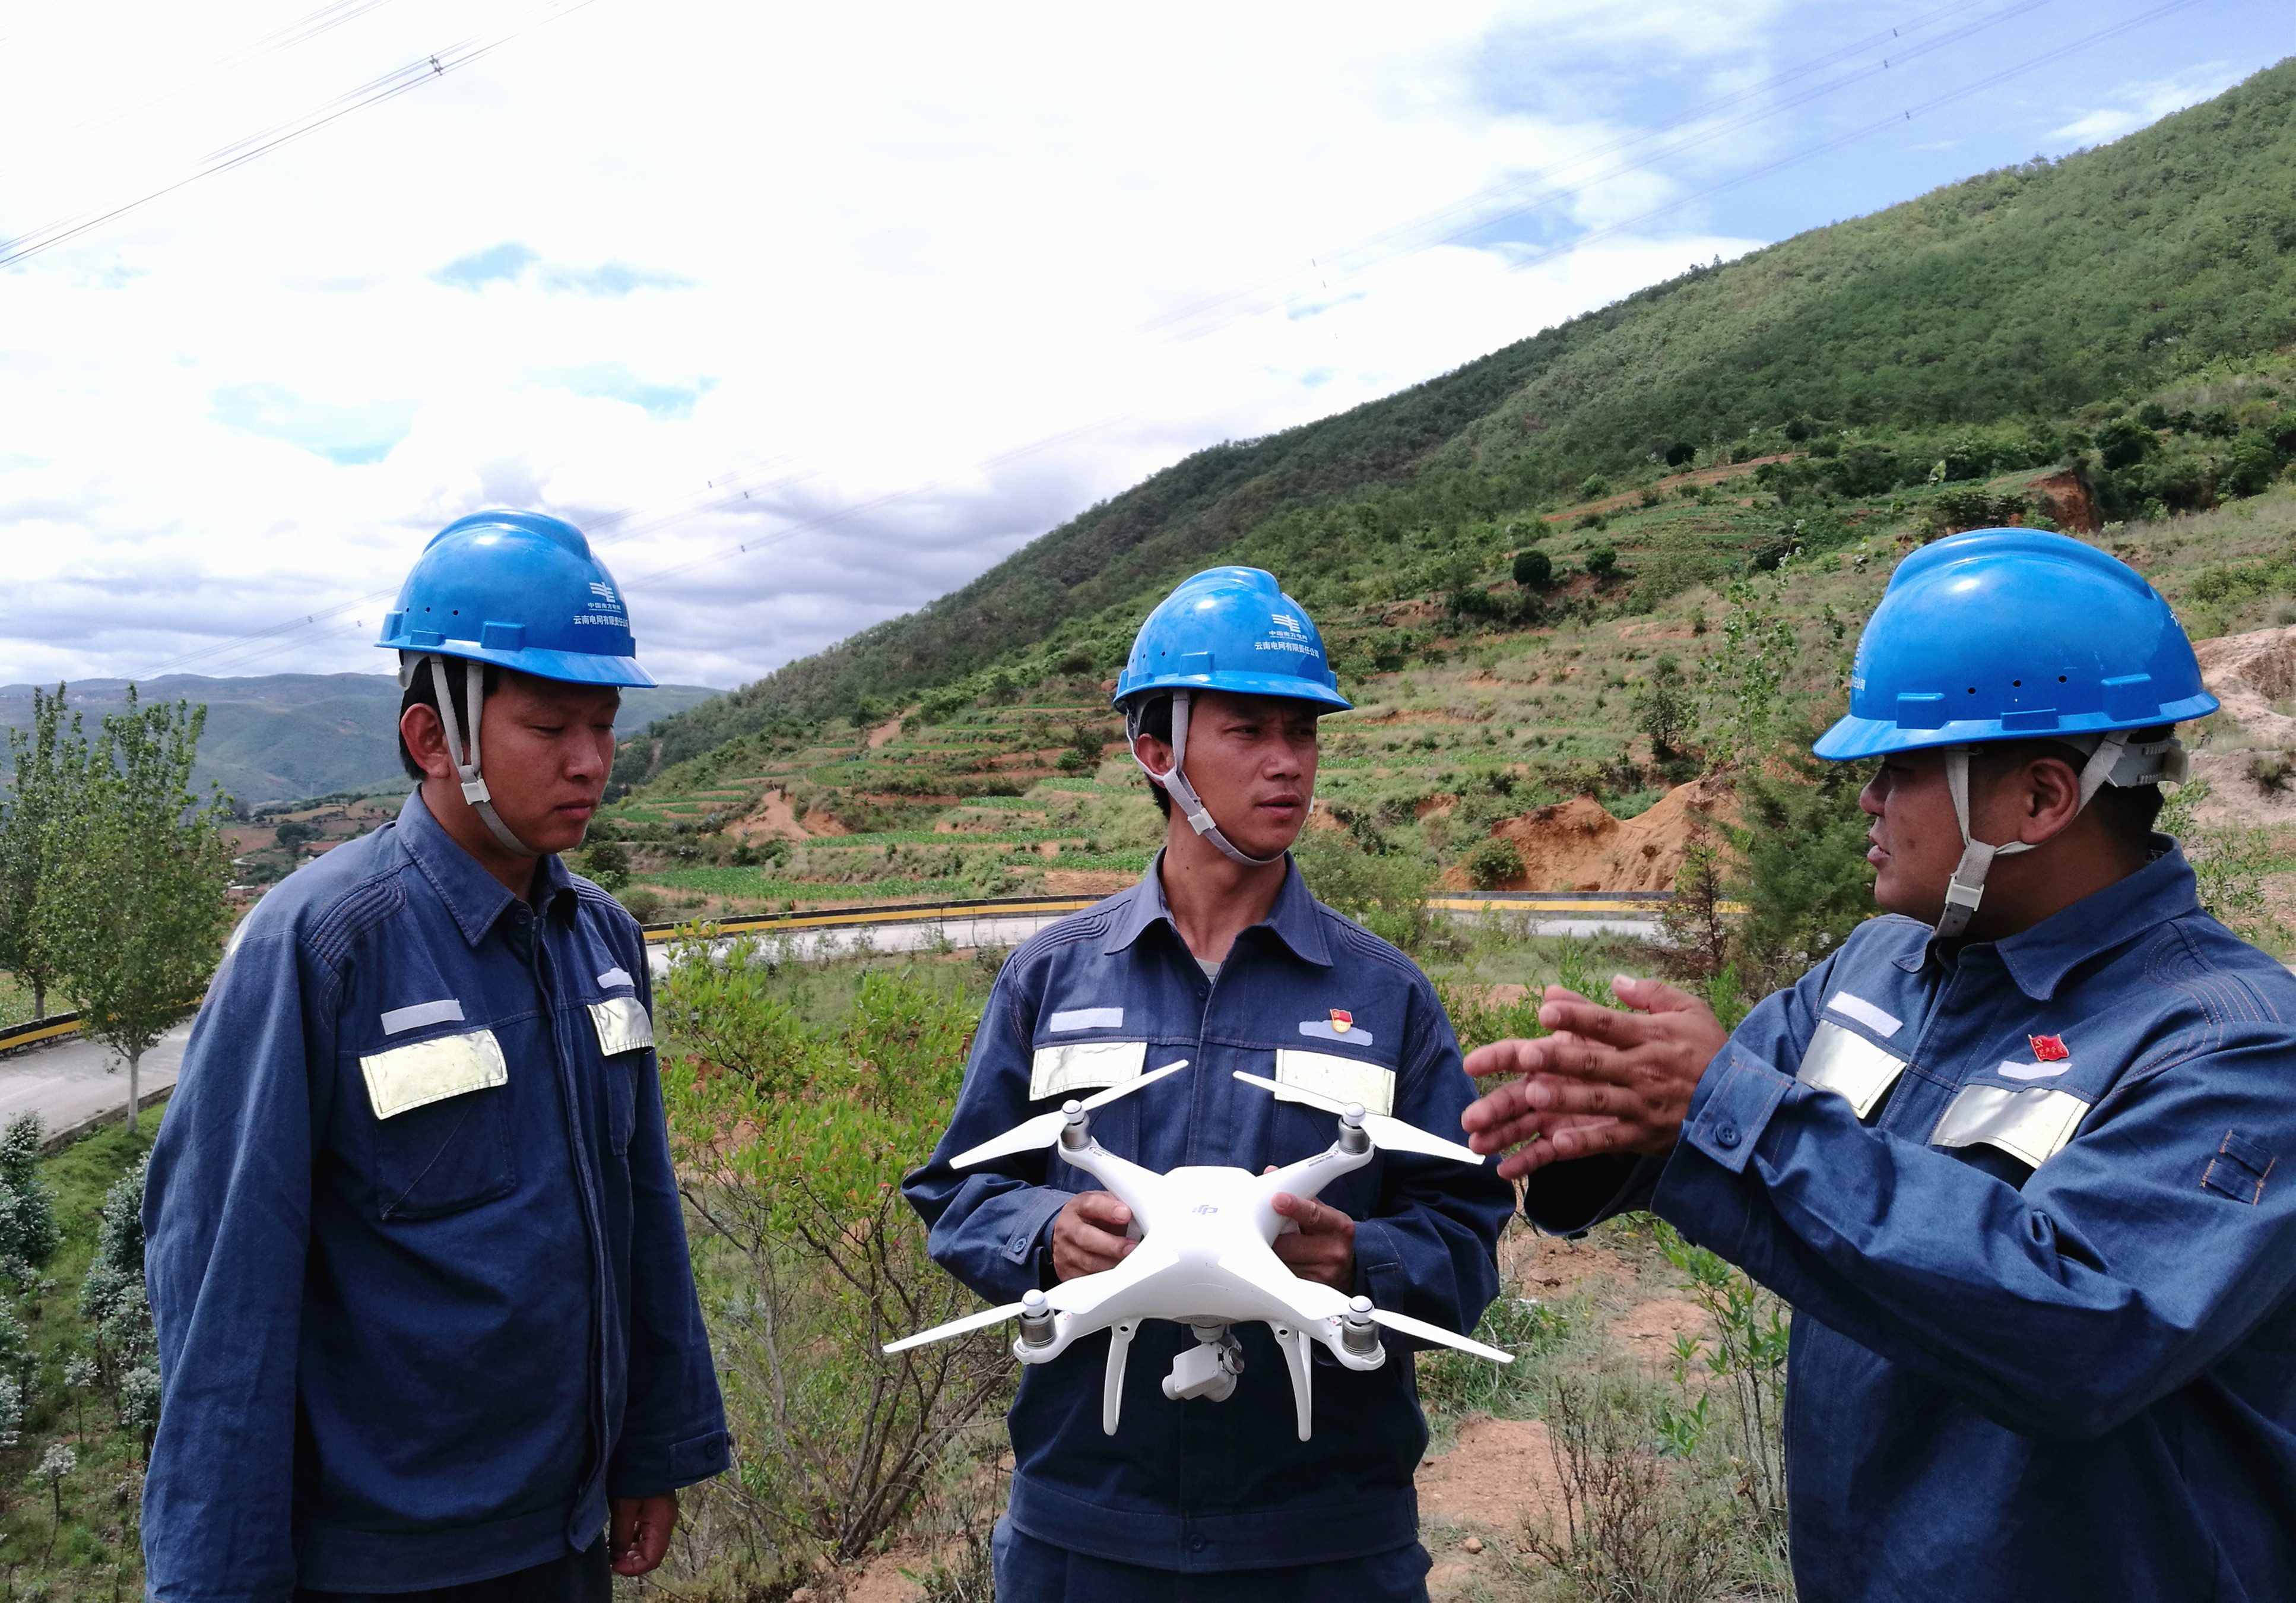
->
[642,907,1663,978]
[0,1018,191,1143]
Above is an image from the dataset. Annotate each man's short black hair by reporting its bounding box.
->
[1130,694,1174,819]
[397,657,500,781]
[1971,725,2173,854]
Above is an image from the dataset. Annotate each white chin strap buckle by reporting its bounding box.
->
[416,652,541,859]
[1126,689,1289,869]
[1932,730,2175,939]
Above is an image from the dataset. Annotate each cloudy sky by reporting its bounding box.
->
[3,0,2287,692]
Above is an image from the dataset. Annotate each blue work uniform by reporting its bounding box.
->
[1526,841,2296,1602]
[143,791,729,1602]
[903,856,1513,1598]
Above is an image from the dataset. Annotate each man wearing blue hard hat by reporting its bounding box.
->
[1460,529,2296,1599]
[143,512,729,1601]
[906,567,1512,1602]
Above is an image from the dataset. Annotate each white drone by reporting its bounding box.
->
[885,1059,1511,1440]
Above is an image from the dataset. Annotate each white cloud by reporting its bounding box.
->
[2048,62,2242,148]
[3,0,1837,692]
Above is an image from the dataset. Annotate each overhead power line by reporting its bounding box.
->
[1134,0,2054,343]
[124,0,2203,682]
[0,0,600,271]
[0,0,402,184]
[1493,0,2208,282]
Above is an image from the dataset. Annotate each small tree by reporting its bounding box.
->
[81,1157,156,1408]
[1587,547,1619,581]
[0,1113,60,1289]
[0,686,87,1019]
[36,689,234,1129]
[1512,549,1553,589]
[1632,680,1698,759]
[30,1440,75,1557]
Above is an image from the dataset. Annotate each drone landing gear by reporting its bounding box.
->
[1162,1322,1245,1404]
[1273,1323,1314,1442]
[1102,1321,1136,1436]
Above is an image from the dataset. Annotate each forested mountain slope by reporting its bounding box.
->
[648,59,2296,770]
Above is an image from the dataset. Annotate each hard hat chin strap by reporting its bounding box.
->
[1127,690,1290,870]
[417,654,541,860]
[1933,731,2180,939]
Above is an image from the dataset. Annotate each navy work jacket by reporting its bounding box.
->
[143,792,728,1602]
[1527,842,2296,1602]
[903,856,1512,1573]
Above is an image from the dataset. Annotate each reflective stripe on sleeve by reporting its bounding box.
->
[1796,1021,1909,1119]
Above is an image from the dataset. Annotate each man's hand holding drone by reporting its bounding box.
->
[1053,1192,1139,1280]
[1459,976,1729,1180]
[1269,1187,1355,1291]
[1052,1186,1358,1292]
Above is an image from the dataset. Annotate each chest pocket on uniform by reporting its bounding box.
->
[361,1029,516,1220]
[1031,1039,1144,1100]
[1274,1048,1395,1116]
[589,996,653,1152]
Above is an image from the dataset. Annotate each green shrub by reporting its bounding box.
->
[659,959,1006,1580]
[619,886,665,923]
[1464,837,1525,889]
[1512,548,1553,589]
[0,1113,59,1288]
[1292,829,1438,955]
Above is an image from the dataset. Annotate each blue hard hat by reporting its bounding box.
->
[1112,566,1351,713]
[376,510,656,688]
[1813,528,2214,762]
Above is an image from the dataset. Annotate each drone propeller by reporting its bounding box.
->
[881,1300,1029,1355]
[1230,1071,1484,1165]
[952,1059,1190,1168]
[1366,1305,1515,1364]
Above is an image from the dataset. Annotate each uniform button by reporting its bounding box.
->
[1713,1122,1740,1149]
[1190,1536,1206,1552]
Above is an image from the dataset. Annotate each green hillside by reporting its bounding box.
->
[0,674,721,808]
[586,64,2296,945]
[646,59,2296,769]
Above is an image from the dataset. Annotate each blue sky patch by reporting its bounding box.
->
[431,242,540,289]
[209,384,417,464]
[542,363,719,421]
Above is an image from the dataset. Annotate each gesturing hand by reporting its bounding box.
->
[1458,975,1730,1180]
[1052,1190,1137,1280]
[1267,1182,1357,1291]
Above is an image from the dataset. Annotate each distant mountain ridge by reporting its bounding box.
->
[0,673,719,807]
[644,58,2296,770]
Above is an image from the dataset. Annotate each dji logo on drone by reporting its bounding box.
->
[1193,1203,1220,1215]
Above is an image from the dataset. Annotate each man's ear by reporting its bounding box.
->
[1133,732,1175,778]
[2018,756,2087,844]
[401,704,451,784]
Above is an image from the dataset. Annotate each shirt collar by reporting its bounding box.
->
[1897,835,2201,1000]
[1101,850,1333,968]
[396,790,581,947]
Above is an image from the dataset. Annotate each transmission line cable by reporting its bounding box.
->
[0,0,402,183]
[0,0,600,271]
[1134,0,2053,341]
[1492,0,2208,282]
[117,0,2207,680]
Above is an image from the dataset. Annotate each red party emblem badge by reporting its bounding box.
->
[1330,1009,1353,1033]
[2029,1034,2069,1062]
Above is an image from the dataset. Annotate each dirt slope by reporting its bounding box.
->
[1441,775,1736,893]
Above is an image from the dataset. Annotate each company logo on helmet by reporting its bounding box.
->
[589,582,619,604]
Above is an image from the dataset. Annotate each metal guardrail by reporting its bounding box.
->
[636,888,1720,945]
[0,1010,87,1053]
